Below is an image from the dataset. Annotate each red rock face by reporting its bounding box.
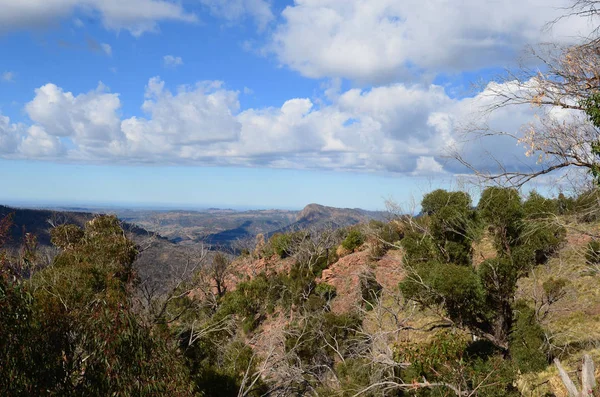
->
[225,246,405,313]
[317,249,405,313]
[225,254,295,291]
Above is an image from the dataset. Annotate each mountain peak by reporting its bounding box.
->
[297,203,332,222]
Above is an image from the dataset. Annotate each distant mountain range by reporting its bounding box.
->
[281,203,387,232]
[0,205,185,289]
[0,203,388,289]
[1,203,387,249]
[0,205,157,247]
[113,203,387,247]
[0,205,94,247]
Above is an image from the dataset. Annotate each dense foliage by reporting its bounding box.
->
[341,228,365,252]
[1,216,192,396]
[400,188,565,377]
[0,187,585,396]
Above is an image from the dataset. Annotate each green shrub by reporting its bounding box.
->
[359,271,382,310]
[509,301,549,373]
[542,277,568,304]
[524,222,566,265]
[397,330,468,379]
[478,187,523,254]
[420,189,476,266]
[314,283,337,301]
[367,220,403,259]
[401,262,486,329]
[284,312,361,367]
[217,274,275,333]
[332,358,373,396]
[400,227,438,265]
[268,233,293,258]
[586,240,600,265]
[183,336,267,396]
[556,192,575,215]
[50,224,84,250]
[342,229,364,252]
[573,189,600,223]
[521,191,566,265]
[397,331,519,397]
[421,189,471,215]
[523,191,558,219]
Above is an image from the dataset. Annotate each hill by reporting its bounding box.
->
[275,203,387,233]
[3,189,600,396]
[113,204,386,247]
[0,205,189,289]
[220,216,600,396]
[0,205,94,247]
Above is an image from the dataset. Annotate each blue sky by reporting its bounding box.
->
[0,0,590,210]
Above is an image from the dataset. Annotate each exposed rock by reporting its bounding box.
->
[316,249,404,313]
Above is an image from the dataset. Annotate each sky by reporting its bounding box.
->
[0,0,594,210]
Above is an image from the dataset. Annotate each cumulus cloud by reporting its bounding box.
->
[19,126,64,158]
[434,81,544,175]
[413,156,446,176]
[25,83,123,147]
[0,115,21,154]
[199,0,273,30]
[163,55,183,68]
[0,0,197,36]
[5,78,240,162]
[0,77,546,175]
[270,0,593,83]
[120,77,242,159]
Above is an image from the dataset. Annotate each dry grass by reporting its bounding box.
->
[225,220,600,396]
[517,220,600,396]
[472,230,497,267]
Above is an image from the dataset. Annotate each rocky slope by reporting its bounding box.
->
[224,223,600,397]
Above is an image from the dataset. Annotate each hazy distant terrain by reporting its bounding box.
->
[0,203,387,286]
[0,205,96,247]
[0,205,191,289]
[113,204,387,247]
[113,208,297,246]
[1,202,387,253]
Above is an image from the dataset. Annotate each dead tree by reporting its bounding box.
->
[554,354,597,396]
[136,244,210,325]
[454,2,600,188]
[287,225,341,271]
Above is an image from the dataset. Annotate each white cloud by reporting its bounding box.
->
[101,43,112,56]
[1,71,14,82]
[10,78,240,162]
[270,0,594,83]
[120,77,241,158]
[163,55,183,68]
[413,156,446,176]
[19,125,64,158]
[25,82,124,155]
[0,0,197,36]
[0,115,21,154]
[0,77,549,175]
[199,0,273,30]
[428,81,544,175]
